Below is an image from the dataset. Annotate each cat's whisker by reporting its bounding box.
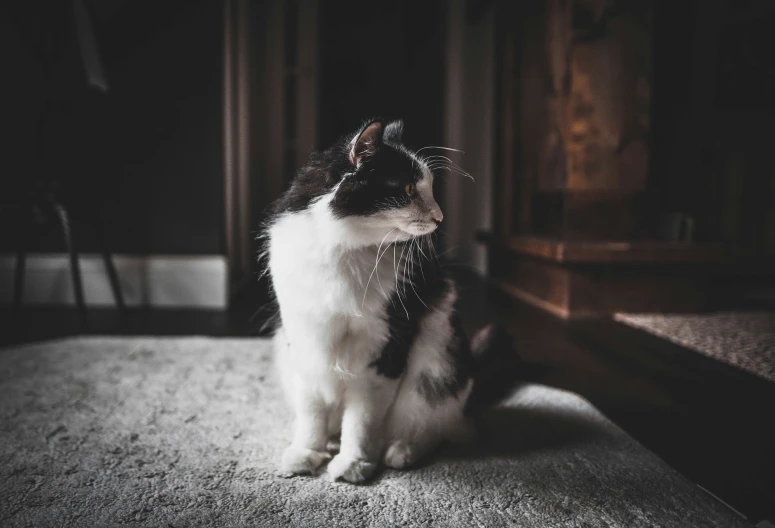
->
[363,228,398,309]
[416,236,431,270]
[449,166,475,180]
[416,145,465,154]
[434,166,475,182]
[425,158,473,177]
[425,159,472,176]
[428,233,442,265]
[423,155,472,176]
[382,241,398,307]
[408,238,415,277]
[412,238,420,276]
[423,155,455,164]
[407,239,429,310]
[401,241,411,301]
[393,237,409,319]
[398,239,411,300]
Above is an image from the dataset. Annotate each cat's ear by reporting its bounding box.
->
[349,120,384,166]
[384,120,404,144]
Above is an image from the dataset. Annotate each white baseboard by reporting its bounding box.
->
[0,254,229,310]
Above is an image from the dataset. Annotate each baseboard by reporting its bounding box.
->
[0,254,229,310]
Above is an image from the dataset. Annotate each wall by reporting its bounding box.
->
[443,0,496,275]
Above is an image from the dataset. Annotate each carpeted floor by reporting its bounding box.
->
[615,311,775,383]
[0,337,749,527]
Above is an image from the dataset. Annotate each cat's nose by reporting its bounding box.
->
[432,212,444,224]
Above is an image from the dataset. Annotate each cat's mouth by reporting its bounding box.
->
[400,222,438,237]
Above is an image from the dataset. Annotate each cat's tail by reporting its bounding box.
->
[464,324,552,413]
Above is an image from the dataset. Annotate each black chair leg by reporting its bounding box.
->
[53,202,88,328]
[97,224,126,312]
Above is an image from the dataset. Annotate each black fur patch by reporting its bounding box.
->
[416,315,475,404]
[272,146,351,214]
[369,258,448,379]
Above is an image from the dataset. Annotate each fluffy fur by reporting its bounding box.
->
[264,119,482,483]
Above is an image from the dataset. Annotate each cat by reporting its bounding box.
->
[263,118,512,483]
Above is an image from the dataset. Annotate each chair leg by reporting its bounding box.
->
[53,202,88,328]
[97,225,126,312]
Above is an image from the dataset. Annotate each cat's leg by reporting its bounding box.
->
[276,327,334,477]
[383,417,474,469]
[382,438,433,469]
[325,401,343,453]
[279,378,332,477]
[383,377,474,470]
[327,374,399,483]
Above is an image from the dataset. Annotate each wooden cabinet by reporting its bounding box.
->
[489,0,773,318]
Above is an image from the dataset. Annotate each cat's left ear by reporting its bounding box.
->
[384,120,404,144]
[349,120,384,166]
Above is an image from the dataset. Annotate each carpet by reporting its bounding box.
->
[0,337,749,527]
[615,312,775,383]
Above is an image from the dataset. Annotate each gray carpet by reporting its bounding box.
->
[615,312,775,383]
[0,337,749,527]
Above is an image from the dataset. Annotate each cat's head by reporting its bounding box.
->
[330,119,443,242]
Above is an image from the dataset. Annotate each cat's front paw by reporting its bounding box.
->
[279,446,330,477]
[326,454,377,483]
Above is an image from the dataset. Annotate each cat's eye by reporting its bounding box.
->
[405,183,416,196]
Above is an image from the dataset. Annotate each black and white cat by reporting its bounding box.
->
[265,119,506,483]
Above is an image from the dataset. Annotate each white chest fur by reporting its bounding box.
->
[268,201,401,379]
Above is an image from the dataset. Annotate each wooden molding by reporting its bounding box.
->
[487,242,758,319]
[504,236,735,264]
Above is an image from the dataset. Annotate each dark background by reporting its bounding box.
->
[1,1,224,255]
[318,0,444,150]
[0,0,448,258]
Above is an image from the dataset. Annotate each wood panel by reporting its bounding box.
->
[504,236,734,264]
[491,247,570,317]
[565,8,651,191]
[496,0,653,242]
[568,266,711,318]
[530,190,646,241]
[491,253,716,319]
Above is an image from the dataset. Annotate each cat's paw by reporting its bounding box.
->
[326,454,377,483]
[279,446,330,477]
[383,441,417,469]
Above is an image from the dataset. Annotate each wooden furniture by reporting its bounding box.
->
[488,236,746,319]
[488,0,773,318]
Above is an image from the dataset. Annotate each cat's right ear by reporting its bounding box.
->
[384,120,404,144]
[349,120,384,166]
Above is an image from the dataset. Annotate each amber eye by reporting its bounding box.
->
[405,183,416,196]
